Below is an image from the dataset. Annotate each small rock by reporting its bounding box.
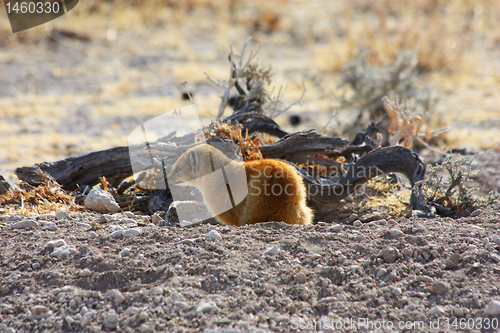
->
[81,311,95,327]
[152,213,164,225]
[84,189,121,214]
[373,219,388,225]
[46,239,67,248]
[264,245,279,256]
[111,230,124,239]
[196,301,218,313]
[125,306,140,316]
[353,220,362,227]
[347,214,357,223]
[490,253,500,263]
[485,300,500,316]
[55,211,68,220]
[79,269,91,277]
[393,287,402,297]
[328,224,344,232]
[376,268,387,278]
[51,245,76,257]
[390,229,403,238]
[207,230,222,242]
[31,305,48,315]
[337,293,346,301]
[471,209,482,217]
[294,272,307,284]
[106,289,125,304]
[89,231,98,238]
[154,287,164,295]
[124,227,142,236]
[359,213,382,223]
[431,281,450,295]
[453,307,465,317]
[445,253,461,269]
[316,296,336,304]
[123,211,135,218]
[429,305,446,316]
[11,220,38,229]
[139,311,148,320]
[120,248,131,256]
[138,324,154,333]
[380,246,400,263]
[103,309,119,329]
[40,221,57,229]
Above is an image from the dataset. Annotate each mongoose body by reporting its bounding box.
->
[167,144,313,226]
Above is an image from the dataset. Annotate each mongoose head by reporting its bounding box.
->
[167,144,230,187]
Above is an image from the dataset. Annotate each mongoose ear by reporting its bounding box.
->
[188,150,199,174]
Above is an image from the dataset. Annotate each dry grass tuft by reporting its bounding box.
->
[204,121,269,161]
[0,168,79,215]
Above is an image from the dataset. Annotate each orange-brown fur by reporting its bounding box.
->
[167,144,313,226]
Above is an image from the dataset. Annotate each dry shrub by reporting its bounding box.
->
[203,121,269,161]
[317,0,499,73]
[419,156,500,212]
[383,97,448,151]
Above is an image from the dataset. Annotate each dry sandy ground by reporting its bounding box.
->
[1,203,500,333]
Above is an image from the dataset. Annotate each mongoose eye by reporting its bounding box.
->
[174,166,181,173]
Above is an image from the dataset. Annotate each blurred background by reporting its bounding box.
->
[1,0,499,180]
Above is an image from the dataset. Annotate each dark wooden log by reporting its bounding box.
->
[13,112,428,219]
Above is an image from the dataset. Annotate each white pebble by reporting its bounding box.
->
[139,310,149,320]
[353,220,362,227]
[106,289,125,304]
[196,301,218,313]
[84,189,121,214]
[80,310,95,327]
[125,306,140,316]
[40,221,57,229]
[429,305,446,316]
[120,248,131,256]
[31,305,48,315]
[56,211,68,220]
[376,268,387,278]
[294,272,307,284]
[207,230,222,241]
[264,245,279,256]
[485,300,500,316]
[152,213,164,225]
[89,231,98,238]
[153,287,164,295]
[111,230,124,239]
[11,220,38,229]
[51,245,76,257]
[490,253,500,262]
[79,269,91,277]
[124,227,142,236]
[390,229,403,237]
[46,239,67,248]
[329,224,344,232]
[337,293,346,301]
[123,211,135,218]
[103,309,119,329]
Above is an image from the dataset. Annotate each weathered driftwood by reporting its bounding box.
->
[14,112,427,219]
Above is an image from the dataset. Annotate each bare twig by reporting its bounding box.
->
[269,77,307,118]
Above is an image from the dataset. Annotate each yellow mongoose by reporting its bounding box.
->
[167,144,313,226]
